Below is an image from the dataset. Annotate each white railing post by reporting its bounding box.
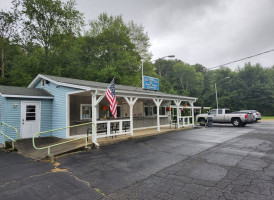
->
[182,117,185,127]
[107,122,111,136]
[189,101,195,127]
[119,121,122,134]
[174,100,181,129]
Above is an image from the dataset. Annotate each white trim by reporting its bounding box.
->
[133,124,170,131]
[20,101,41,139]
[66,90,86,139]
[28,75,197,102]
[28,74,91,90]
[115,91,197,101]
[1,94,53,99]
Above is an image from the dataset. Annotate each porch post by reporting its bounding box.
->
[91,91,105,146]
[124,97,138,136]
[91,92,97,144]
[174,100,181,128]
[189,101,195,127]
[153,98,163,132]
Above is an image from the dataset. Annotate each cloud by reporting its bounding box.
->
[1,0,274,69]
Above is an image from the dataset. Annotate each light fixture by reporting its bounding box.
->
[13,103,18,108]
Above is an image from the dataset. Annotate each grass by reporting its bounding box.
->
[262,116,274,120]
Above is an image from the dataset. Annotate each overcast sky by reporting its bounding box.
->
[1,0,274,70]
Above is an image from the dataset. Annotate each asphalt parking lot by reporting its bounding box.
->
[1,121,274,200]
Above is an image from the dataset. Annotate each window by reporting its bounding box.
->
[145,106,166,116]
[26,105,36,121]
[218,109,222,114]
[153,106,157,115]
[159,107,166,115]
[80,104,92,120]
[208,110,216,115]
[144,106,153,116]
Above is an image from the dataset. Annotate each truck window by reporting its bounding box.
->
[218,109,222,114]
[225,110,231,114]
[209,110,216,115]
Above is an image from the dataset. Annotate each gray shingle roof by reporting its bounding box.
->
[41,74,196,100]
[0,85,53,97]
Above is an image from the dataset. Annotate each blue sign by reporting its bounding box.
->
[143,75,159,91]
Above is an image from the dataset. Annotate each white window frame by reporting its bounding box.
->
[153,106,166,115]
[80,104,92,120]
[144,106,153,116]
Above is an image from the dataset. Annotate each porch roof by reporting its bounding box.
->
[29,74,197,102]
[0,85,53,99]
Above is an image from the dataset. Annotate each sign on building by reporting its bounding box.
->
[143,75,159,91]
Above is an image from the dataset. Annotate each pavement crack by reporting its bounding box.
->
[51,160,106,197]
[1,180,17,186]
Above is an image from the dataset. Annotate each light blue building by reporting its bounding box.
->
[1,74,197,146]
[0,85,53,144]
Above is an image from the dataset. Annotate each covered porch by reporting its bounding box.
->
[67,88,197,145]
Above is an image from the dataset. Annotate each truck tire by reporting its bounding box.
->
[199,118,206,126]
[232,118,241,127]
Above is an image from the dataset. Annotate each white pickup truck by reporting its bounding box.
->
[196,108,254,127]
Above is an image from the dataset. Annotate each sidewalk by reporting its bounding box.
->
[12,125,194,160]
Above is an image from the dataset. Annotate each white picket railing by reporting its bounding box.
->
[179,116,193,127]
[96,119,131,139]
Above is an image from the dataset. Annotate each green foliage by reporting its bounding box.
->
[84,13,143,86]
[19,0,84,58]
[0,8,19,77]
[0,1,273,116]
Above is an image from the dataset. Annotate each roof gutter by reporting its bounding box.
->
[1,94,54,99]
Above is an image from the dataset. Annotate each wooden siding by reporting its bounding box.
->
[35,80,80,139]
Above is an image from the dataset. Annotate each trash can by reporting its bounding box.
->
[207,117,213,127]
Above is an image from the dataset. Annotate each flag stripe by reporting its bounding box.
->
[106,79,117,119]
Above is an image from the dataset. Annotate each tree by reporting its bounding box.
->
[0,8,19,77]
[172,62,204,97]
[85,13,149,86]
[127,21,151,61]
[155,59,177,78]
[19,0,84,59]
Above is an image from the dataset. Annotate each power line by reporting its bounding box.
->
[207,48,274,70]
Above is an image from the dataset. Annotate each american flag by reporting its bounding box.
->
[106,79,117,119]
